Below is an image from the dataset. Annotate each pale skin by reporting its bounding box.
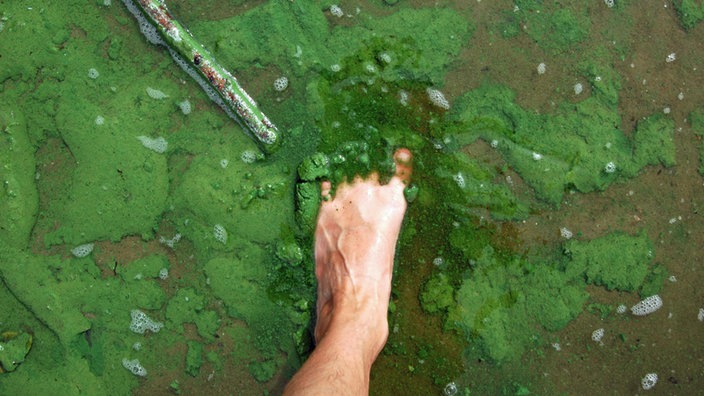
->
[283,148,413,396]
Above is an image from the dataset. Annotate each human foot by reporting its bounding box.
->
[313,148,412,357]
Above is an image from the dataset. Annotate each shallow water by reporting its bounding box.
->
[0,1,703,395]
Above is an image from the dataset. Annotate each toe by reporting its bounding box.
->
[320,181,332,201]
[392,148,412,184]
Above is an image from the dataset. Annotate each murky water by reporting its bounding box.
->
[0,1,702,395]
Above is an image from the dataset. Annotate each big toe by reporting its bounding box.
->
[393,148,412,184]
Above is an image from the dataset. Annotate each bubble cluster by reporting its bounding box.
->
[158,268,169,280]
[537,62,546,75]
[574,83,583,95]
[178,99,191,115]
[88,68,100,79]
[129,309,163,334]
[641,373,658,390]
[398,90,409,106]
[604,161,616,173]
[273,76,289,92]
[71,243,94,258]
[330,5,344,17]
[241,150,257,164]
[591,328,605,343]
[159,233,181,248]
[122,358,147,377]
[427,88,450,109]
[443,382,458,396]
[146,87,168,99]
[137,136,168,153]
[631,295,663,316]
[453,172,466,189]
[213,224,228,244]
[560,227,573,239]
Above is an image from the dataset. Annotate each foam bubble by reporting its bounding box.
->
[137,136,168,153]
[71,243,94,258]
[273,76,289,92]
[574,83,583,95]
[537,63,546,75]
[241,150,257,164]
[213,224,228,244]
[129,309,163,334]
[330,5,344,17]
[641,373,658,390]
[560,227,573,239]
[427,88,450,110]
[122,358,147,377]
[591,328,604,342]
[631,295,663,316]
[178,99,191,115]
[146,87,168,100]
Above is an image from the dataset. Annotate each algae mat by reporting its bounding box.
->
[1,1,703,395]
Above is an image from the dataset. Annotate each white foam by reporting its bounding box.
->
[129,309,163,334]
[71,243,94,258]
[122,358,147,377]
[213,224,228,244]
[631,295,663,316]
[427,88,450,110]
[137,136,168,153]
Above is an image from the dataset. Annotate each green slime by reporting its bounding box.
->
[0,0,679,394]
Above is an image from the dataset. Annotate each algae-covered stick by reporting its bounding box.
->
[122,0,281,153]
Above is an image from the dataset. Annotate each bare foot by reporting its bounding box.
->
[313,148,412,357]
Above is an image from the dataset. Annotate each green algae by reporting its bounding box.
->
[203,245,302,378]
[434,151,530,220]
[445,246,588,363]
[448,83,676,204]
[420,273,454,314]
[116,254,169,282]
[0,107,38,250]
[512,1,590,53]
[436,230,661,363]
[0,332,32,373]
[185,341,204,377]
[564,231,654,292]
[0,0,689,393]
[673,0,704,30]
[0,250,92,345]
[0,248,170,394]
[691,109,704,175]
[192,2,472,84]
[165,288,220,341]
